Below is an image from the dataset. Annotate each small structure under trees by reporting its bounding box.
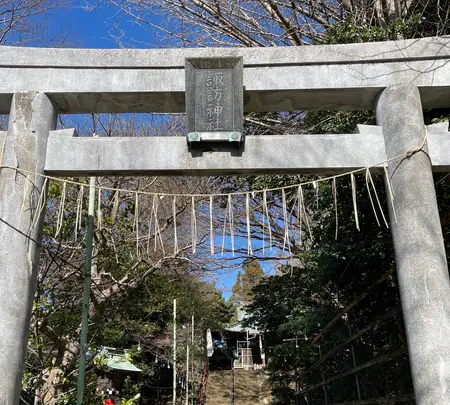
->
[96,347,142,397]
[225,307,265,370]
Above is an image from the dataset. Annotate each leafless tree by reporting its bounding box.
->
[88,0,340,47]
[90,0,450,49]
[0,0,69,46]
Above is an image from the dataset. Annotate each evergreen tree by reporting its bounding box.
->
[231,259,264,306]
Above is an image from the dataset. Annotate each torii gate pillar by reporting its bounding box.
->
[0,92,57,404]
[377,84,450,404]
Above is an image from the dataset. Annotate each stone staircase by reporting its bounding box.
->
[205,369,270,405]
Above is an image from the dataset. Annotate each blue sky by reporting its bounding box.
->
[48,1,168,49]
[43,1,286,300]
[49,3,124,48]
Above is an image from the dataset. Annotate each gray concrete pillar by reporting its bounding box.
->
[0,93,57,404]
[377,84,450,405]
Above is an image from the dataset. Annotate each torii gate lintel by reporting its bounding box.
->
[40,123,450,177]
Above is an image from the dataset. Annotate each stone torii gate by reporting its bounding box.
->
[1,37,450,405]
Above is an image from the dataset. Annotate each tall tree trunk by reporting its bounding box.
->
[36,341,80,405]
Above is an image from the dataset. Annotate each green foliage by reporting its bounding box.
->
[230,259,264,306]
[121,379,141,403]
[25,176,234,404]
[120,394,140,405]
[431,115,450,124]
[245,170,410,403]
[302,111,375,134]
[325,15,422,44]
[241,15,435,402]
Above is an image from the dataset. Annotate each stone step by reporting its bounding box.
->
[205,370,270,405]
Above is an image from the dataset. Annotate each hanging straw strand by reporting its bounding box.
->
[209,196,214,255]
[351,174,360,231]
[97,187,102,230]
[246,193,253,256]
[229,195,235,256]
[282,189,290,251]
[147,195,155,256]
[78,185,84,231]
[313,181,319,209]
[55,181,66,237]
[111,190,119,222]
[154,194,158,252]
[221,195,229,255]
[332,178,338,240]
[173,196,179,255]
[298,185,313,241]
[31,178,48,230]
[365,168,380,226]
[74,185,83,240]
[261,192,266,254]
[135,192,139,257]
[154,195,165,254]
[297,186,302,244]
[384,166,397,223]
[367,168,389,228]
[191,196,197,254]
[263,190,272,251]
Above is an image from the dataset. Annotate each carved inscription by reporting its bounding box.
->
[185,57,243,137]
[206,72,225,131]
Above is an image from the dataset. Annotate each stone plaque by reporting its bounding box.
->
[185,57,243,143]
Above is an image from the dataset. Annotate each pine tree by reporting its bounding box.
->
[231,259,264,306]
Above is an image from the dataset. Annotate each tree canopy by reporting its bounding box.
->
[230,259,265,306]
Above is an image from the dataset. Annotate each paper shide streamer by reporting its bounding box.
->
[134,192,139,257]
[9,165,401,257]
[154,195,165,254]
[262,190,272,252]
[246,193,253,256]
[74,185,84,240]
[32,178,48,231]
[332,178,338,240]
[282,189,291,253]
[39,172,392,258]
[209,196,214,255]
[191,196,197,254]
[173,196,178,255]
[55,181,66,237]
[366,168,389,228]
[3,124,431,256]
[97,187,102,230]
[351,174,360,231]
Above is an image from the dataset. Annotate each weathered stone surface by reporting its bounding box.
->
[377,85,450,405]
[45,132,387,176]
[185,57,243,136]
[0,93,57,404]
[1,36,449,67]
[1,37,450,113]
[44,128,450,176]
